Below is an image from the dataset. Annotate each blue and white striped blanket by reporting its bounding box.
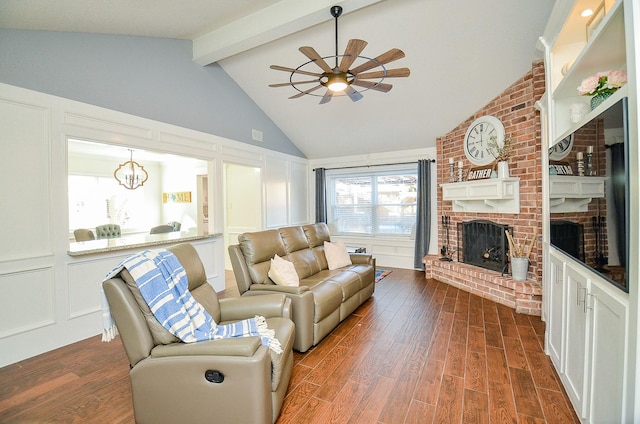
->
[102,249,282,354]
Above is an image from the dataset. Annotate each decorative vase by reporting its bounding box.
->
[569,102,588,123]
[511,257,529,281]
[497,161,509,178]
[590,91,613,110]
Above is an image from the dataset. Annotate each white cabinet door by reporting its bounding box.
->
[587,282,628,424]
[563,265,590,420]
[547,251,565,371]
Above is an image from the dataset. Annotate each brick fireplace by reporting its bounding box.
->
[457,220,510,273]
[425,60,544,315]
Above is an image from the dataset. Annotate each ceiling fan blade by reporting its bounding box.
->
[339,39,368,73]
[345,86,364,102]
[270,65,322,78]
[352,80,393,92]
[288,84,324,99]
[269,79,319,88]
[319,90,334,104]
[356,68,411,79]
[350,48,406,75]
[299,46,334,73]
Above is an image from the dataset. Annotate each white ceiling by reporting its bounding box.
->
[0,0,559,159]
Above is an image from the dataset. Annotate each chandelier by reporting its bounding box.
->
[114,149,148,190]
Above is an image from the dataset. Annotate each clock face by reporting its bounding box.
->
[464,116,505,165]
[549,134,574,160]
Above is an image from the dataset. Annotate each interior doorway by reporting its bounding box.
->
[223,163,262,270]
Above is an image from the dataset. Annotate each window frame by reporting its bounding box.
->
[326,165,417,237]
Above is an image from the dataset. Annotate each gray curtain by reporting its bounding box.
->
[610,143,626,266]
[315,168,327,223]
[414,160,432,269]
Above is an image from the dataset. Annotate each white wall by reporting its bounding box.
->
[309,150,438,269]
[0,82,309,367]
[160,158,207,231]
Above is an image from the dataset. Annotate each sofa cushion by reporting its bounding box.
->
[287,248,322,279]
[268,254,299,287]
[303,223,331,247]
[324,270,363,301]
[238,230,286,285]
[324,240,352,270]
[299,280,343,322]
[279,226,310,253]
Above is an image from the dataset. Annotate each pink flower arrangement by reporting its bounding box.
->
[577,70,627,96]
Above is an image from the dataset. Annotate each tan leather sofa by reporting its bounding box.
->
[228,222,375,353]
[103,243,295,424]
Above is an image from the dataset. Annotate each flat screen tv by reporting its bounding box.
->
[549,96,629,291]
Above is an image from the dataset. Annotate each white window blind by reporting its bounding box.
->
[327,166,417,236]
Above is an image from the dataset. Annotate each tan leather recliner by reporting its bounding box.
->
[103,243,295,424]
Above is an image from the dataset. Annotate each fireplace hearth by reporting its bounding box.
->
[458,220,511,273]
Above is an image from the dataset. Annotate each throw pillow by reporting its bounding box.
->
[268,254,299,287]
[324,240,352,270]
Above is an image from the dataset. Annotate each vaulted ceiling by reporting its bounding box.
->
[0,0,557,159]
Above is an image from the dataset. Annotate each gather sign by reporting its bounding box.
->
[467,165,494,181]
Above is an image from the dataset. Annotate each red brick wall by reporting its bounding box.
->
[550,119,608,264]
[432,60,545,312]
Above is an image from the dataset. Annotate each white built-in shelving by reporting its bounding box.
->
[548,175,607,212]
[541,1,635,423]
[549,0,626,143]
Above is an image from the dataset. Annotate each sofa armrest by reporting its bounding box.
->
[244,288,315,352]
[150,337,261,358]
[219,294,288,321]
[249,284,310,294]
[228,244,253,295]
[349,253,374,265]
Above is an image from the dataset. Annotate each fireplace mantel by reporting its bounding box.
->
[441,177,520,214]
[549,175,607,213]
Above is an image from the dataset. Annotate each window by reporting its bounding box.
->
[68,175,146,231]
[327,167,417,236]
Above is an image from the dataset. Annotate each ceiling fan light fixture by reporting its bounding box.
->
[269,5,409,103]
[326,73,348,92]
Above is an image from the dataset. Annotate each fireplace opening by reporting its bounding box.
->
[550,220,585,262]
[458,220,511,273]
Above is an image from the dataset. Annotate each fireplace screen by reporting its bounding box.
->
[458,220,511,273]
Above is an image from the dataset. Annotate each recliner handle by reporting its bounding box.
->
[205,369,224,383]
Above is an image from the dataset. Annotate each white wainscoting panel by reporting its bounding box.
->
[0,268,55,338]
[371,242,417,269]
[290,161,309,225]
[0,98,52,261]
[221,144,264,166]
[64,112,153,140]
[265,155,289,228]
[159,130,218,158]
[68,255,126,319]
[192,237,224,292]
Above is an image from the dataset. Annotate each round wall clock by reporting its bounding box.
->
[464,115,505,166]
[549,134,574,160]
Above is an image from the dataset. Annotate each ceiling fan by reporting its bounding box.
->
[269,5,410,104]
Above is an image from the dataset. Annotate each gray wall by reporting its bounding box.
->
[0,29,304,158]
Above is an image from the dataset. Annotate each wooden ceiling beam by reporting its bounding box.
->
[192,0,385,66]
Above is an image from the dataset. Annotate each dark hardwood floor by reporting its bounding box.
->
[0,268,578,423]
